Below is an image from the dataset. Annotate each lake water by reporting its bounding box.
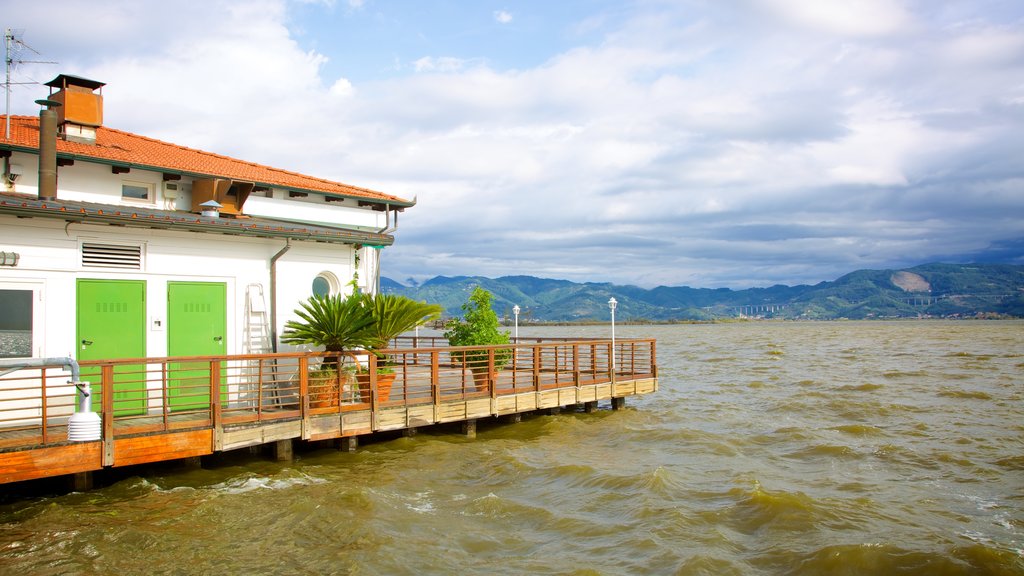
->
[1,321,1021,575]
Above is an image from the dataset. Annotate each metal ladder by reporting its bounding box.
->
[244,283,272,355]
[241,284,273,408]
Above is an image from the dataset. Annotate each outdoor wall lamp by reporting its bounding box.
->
[0,251,19,267]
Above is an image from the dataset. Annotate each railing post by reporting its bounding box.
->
[101,363,115,467]
[256,359,264,418]
[608,342,616,387]
[40,368,48,444]
[572,343,580,387]
[161,363,169,430]
[298,356,309,418]
[626,340,634,377]
[651,339,657,377]
[369,354,379,431]
[487,348,495,396]
[590,343,597,377]
[532,343,541,390]
[210,360,222,450]
[431,350,440,423]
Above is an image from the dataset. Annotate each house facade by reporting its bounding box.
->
[0,74,412,365]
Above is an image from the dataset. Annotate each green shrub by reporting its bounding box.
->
[444,287,512,371]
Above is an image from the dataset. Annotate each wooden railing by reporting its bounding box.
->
[0,338,656,451]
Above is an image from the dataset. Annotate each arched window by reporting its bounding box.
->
[312,272,339,297]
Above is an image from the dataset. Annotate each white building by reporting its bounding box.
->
[0,74,413,365]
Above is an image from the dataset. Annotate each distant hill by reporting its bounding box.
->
[381,263,1024,321]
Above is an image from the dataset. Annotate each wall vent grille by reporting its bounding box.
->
[82,243,142,269]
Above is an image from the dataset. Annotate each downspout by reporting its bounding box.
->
[370,205,399,295]
[269,239,291,353]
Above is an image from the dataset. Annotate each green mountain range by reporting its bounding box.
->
[381,263,1024,322]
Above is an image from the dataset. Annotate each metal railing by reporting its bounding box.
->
[0,338,656,450]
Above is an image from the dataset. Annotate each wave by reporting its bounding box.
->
[206,470,326,495]
[836,383,884,392]
[786,542,1024,576]
[829,424,885,436]
[937,389,994,400]
[785,444,860,459]
[883,370,930,379]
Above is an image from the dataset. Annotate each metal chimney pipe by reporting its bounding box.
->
[35,98,61,201]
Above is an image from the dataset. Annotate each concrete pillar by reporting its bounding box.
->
[462,419,477,438]
[69,472,93,492]
[584,401,598,413]
[274,439,293,462]
[337,436,358,452]
[611,397,626,411]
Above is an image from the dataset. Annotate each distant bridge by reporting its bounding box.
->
[703,304,789,317]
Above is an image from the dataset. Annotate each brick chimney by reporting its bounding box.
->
[44,74,105,144]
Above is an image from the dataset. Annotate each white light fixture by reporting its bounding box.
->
[512,304,521,341]
[0,251,19,267]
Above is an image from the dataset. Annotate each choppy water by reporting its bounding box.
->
[1,320,1022,575]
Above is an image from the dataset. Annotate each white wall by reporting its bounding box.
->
[0,215,357,359]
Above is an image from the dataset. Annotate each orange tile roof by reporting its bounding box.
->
[1,115,411,206]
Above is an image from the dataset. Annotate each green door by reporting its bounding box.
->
[167,282,227,411]
[76,279,147,416]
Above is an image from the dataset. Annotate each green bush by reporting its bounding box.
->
[444,287,512,371]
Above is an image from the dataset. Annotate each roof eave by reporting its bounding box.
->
[0,196,395,247]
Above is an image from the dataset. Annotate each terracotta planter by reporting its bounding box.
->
[356,371,398,402]
[470,367,497,393]
[308,371,340,408]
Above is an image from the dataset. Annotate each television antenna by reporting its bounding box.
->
[5,28,58,139]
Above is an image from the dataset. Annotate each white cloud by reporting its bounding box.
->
[755,0,912,37]
[5,0,1022,288]
[413,56,469,73]
[494,10,513,24]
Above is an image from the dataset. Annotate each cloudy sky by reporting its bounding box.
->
[4,0,1023,288]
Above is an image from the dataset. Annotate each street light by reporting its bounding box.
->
[608,297,617,372]
[512,305,521,341]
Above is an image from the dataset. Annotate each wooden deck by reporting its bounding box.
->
[0,338,657,484]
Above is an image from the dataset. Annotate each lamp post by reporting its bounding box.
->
[608,297,617,372]
[512,305,520,341]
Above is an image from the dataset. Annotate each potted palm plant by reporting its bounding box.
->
[281,291,442,405]
[357,292,443,401]
[281,293,375,407]
[444,287,512,392]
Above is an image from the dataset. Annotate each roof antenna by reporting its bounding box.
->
[4,28,58,139]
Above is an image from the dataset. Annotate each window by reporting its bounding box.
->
[122,181,153,201]
[312,272,339,297]
[0,287,37,358]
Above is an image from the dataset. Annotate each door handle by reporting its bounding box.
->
[81,339,94,346]
[214,336,223,343]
